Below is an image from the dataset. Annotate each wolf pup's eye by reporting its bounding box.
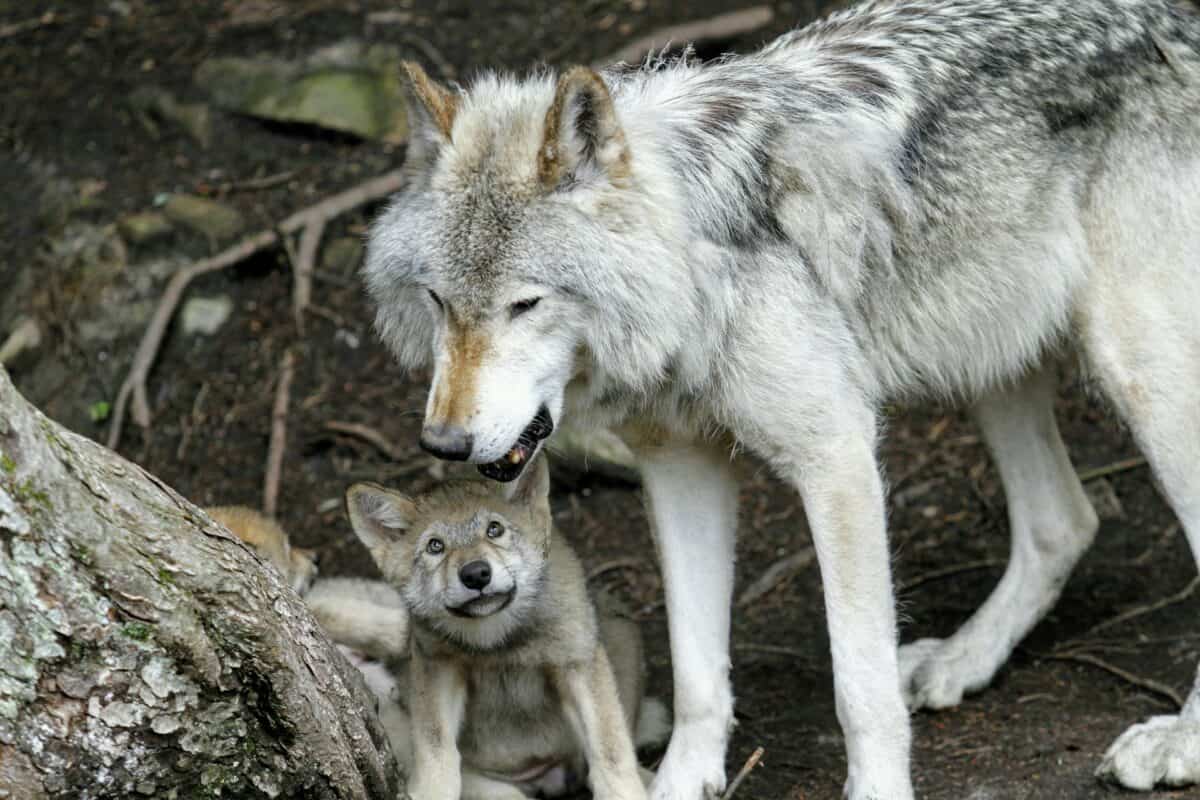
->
[426,538,445,555]
[427,289,443,309]
[510,297,541,318]
[486,521,505,539]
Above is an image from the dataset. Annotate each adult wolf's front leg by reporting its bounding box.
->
[791,431,914,800]
[636,444,739,800]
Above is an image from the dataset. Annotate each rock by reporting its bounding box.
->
[180,296,233,336]
[117,211,174,245]
[38,176,106,230]
[0,317,43,371]
[162,195,244,242]
[547,427,640,486]
[322,236,364,274]
[1084,477,1125,520]
[128,87,212,148]
[195,40,409,142]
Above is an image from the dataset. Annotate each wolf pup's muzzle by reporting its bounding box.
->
[477,405,554,482]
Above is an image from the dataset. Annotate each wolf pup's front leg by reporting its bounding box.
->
[407,650,467,800]
[552,648,647,800]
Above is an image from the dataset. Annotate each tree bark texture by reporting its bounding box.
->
[0,368,405,799]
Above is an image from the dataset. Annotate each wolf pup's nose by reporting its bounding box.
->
[459,560,492,591]
[420,423,474,461]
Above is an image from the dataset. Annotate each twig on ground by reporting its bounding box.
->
[594,6,775,68]
[1062,575,1200,645]
[220,170,295,194]
[175,381,209,460]
[0,11,57,39]
[263,350,295,518]
[1047,651,1183,709]
[1077,456,1148,483]
[721,746,765,800]
[324,420,408,462]
[899,558,1005,593]
[106,169,404,449]
[733,643,810,659]
[291,216,326,332]
[737,546,816,608]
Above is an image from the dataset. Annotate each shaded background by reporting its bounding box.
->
[1,1,1197,797]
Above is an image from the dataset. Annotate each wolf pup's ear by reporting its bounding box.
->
[539,67,631,191]
[401,60,459,167]
[345,483,417,556]
[503,454,551,519]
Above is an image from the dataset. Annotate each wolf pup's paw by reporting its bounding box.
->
[1096,714,1200,790]
[898,637,982,710]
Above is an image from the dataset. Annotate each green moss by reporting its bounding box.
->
[122,622,153,641]
[0,454,14,474]
[13,479,50,509]
[157,567,176,586]
[70,543,92,565]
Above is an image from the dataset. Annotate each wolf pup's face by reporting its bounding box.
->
[346,455,553,649]
[365,63,673,484]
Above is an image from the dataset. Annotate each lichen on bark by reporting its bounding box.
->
[0,367,404,799]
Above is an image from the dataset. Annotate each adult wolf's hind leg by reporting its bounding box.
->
[1077,236,1200,789]
[900,365,1099,709]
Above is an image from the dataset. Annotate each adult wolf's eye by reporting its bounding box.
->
[427,289,443,309]
[426,538,444,555]
[487,521,504,539]
[510,297,541,317]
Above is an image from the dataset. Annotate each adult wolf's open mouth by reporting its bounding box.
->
[477,406,554,482]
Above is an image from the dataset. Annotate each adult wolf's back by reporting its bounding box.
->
[365,0,1200,796]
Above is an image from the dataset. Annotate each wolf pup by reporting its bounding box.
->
[343,455,667,800]
[206,506,318,594]
[363,0,1200,795]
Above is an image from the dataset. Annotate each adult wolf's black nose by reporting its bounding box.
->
[459,560,492,591]
[420,423,473,461]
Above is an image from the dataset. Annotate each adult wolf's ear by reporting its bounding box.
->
[503,454,552,524]
[539,67,631,191]
[401,60,459,169]
[345,482,417,557]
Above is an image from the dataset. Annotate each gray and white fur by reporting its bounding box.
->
[365,1,1200,796]
[330,456,668,800]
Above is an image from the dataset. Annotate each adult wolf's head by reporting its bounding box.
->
[345,455,553,650]
[365,62,688,481]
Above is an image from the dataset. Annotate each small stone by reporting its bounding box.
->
[128,87,212,148]
[163,194,244,241]
[180,296,233,336]
[321,236,363,274]
[0,317,43,370]
[117,211,174,245]
[1085,477,1125,520]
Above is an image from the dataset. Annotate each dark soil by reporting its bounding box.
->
[2,2,1197,799]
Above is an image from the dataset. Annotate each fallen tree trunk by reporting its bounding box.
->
[0,367,404,799]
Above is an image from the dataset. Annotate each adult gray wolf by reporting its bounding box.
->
[329,456,668,799]
[363,0,1200,796]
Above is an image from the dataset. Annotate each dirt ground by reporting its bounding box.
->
[3,2,1198,798]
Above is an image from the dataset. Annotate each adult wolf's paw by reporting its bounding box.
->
[898,638,974,710]
[1097,714,1200,790]
[649,720,727,800]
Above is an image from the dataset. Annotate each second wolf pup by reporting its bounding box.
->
[344,454,666,800]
